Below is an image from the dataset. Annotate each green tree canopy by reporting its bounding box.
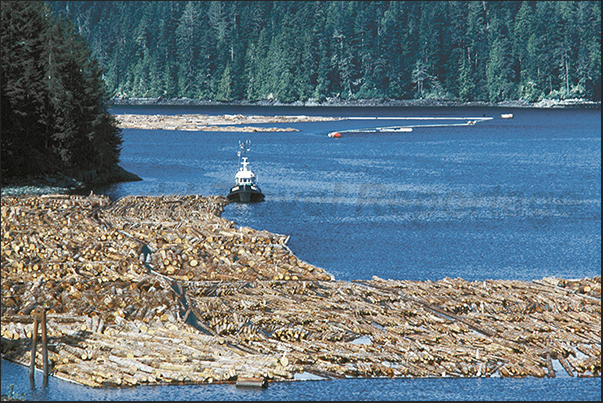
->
[47,1,601,103]
[1,1,123,182]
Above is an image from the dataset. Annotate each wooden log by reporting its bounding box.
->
[57,348,81,364]
[61,343,90,360]
[108,355,156,374]
[91,367,123,386]
[558,354,575,377]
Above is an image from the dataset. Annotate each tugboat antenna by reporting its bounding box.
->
[238,140,252,160]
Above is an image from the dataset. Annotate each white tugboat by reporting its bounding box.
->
[227,140,265,203]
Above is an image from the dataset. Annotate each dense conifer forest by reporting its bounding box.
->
[1,2,126,184]
[1,2,600,185]
[49,1,601,103]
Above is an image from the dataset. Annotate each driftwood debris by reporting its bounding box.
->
[1,194,600,388]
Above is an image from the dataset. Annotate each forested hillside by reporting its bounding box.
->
[1,2,130,184]
[48,1,601,103]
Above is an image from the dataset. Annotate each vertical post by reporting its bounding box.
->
[41,308,49,385]
[29,312,39,381]
[545,353,556,378]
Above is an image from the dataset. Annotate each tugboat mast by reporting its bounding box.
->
[238,140,251,162]
[237,140,252,175]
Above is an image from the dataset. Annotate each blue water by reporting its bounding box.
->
[98,105,601,282]
[2,359,601,401]
[2,105,600,400]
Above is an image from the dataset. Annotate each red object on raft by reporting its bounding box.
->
[328,132,342,138]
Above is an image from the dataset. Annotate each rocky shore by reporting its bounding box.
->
[1,165,141,199]
[112,97,601,109]
[1,194,600,388]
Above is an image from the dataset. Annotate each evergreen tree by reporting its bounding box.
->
[575,1,601,100]
[465,1,490,100]
[513,1,539,100]
[1,1,122,182]
[457,50,476,101]
[379,5,403,99]
[45,1,602,104]
[176,1,202,98]
[486,9,518,101]
[442,1,469,98]
[215,64,233,101]
[1,1,49,178]
[412,60,430,98]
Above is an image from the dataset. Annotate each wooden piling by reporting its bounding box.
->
[29,307,49,383]
[545,353,556,378]
[29,311,39,380]
[41,308,49,380]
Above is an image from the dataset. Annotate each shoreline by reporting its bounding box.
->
[1,194,600,388]
[111,97,601,109]
[1,165,141,198]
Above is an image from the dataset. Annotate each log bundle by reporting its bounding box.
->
[115,113,340,132]
[1,194,600,388]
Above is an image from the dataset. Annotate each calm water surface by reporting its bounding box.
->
[2,359,601,401]
[2,106,600,400]
[100,105,601,282]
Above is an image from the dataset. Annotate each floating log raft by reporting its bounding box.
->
[1,194,600,388]
[115,114,341,132]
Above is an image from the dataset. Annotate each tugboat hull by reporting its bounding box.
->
[227,185,265,203]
